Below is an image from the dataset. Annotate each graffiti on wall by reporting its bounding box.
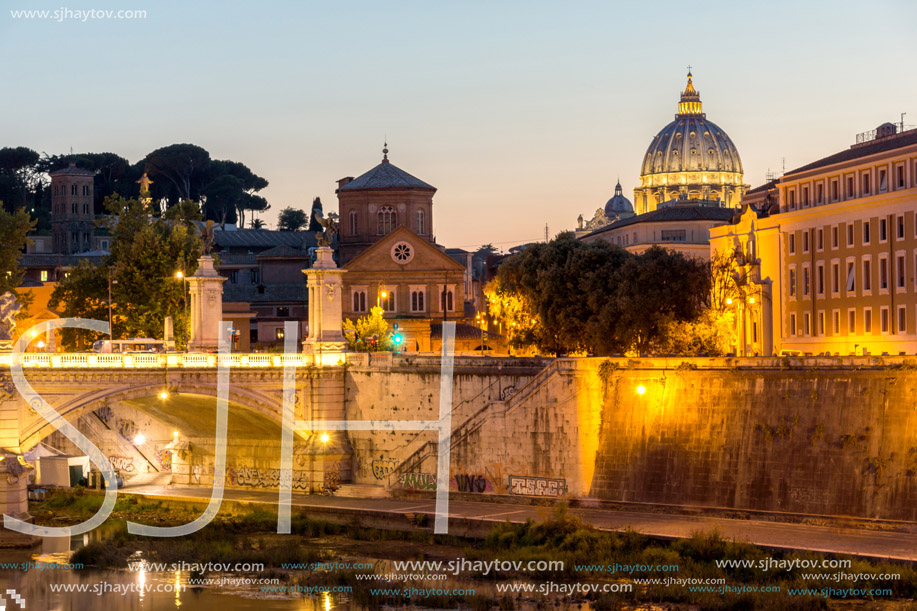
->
[156,449,172,471]
[452,473,492,493]
[116,418,138,442]
[95,405,113,425]
[371,459,398,479]
[400,472,438,491]
[508,476,567,497]
[108,455,134,473]
[225,465,310,490]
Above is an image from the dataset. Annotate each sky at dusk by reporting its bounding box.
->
[1,0,916,251]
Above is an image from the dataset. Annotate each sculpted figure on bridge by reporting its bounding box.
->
[0,292,21,350]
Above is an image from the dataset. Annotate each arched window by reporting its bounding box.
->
[440,286,454,312]
[416,209,424,234]
[352,290,367,313]
[378,206,396,235]
[349,210,358,235]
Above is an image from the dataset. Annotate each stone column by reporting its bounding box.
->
[0,453,37,548]
[302,247,347,360]
[188,256,226,352]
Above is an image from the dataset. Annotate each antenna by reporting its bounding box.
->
[781,157,786,175]
[902,112,907,133]
[544,223,549,242]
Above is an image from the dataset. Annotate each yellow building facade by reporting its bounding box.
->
[710,124,917,356]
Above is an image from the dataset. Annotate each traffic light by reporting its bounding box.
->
[392,332,403,346]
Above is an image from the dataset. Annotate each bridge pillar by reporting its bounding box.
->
[188,256,227,352]
[0,453,37,548]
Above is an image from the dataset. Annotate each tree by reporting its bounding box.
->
[0,147,41,212]
[144,144,211,203]
[250,218,266,229]
[201,159,269,226]
[50,196,203,350]
[308,197,323,231]
[0,207,37,297]
[342,307,394,352]
[277,207,308,232]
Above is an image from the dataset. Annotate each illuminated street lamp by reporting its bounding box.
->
[133,433,146,445]
[159,390,169,400]
[636,385,647,396]
[320,432,330,444]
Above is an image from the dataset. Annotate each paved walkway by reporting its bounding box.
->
[121,484,917,561]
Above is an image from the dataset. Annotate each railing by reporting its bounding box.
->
[0,351,346,369]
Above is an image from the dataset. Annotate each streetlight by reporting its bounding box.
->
[159,390,169,400]
[133,433,146,445]
[175,269,188,351]
[636,385,647,395]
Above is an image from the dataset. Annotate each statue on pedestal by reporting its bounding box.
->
[313,211,339,247]
[0,292,21,352]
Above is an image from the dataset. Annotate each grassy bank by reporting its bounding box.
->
[33,490,917,610]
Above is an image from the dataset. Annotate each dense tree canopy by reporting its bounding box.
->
[278,207,308,232]
[0,207,37,297]
[49,196,204,350]
[485,234,712,356]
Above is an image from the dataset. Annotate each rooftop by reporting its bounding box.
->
[584,202,737,237]
[338,157,435,191]
[212,228,317,250]
[784,126,917,177]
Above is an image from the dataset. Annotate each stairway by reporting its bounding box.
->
[122,471,172,488]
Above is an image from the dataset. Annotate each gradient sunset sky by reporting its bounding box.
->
[2,0,915,250]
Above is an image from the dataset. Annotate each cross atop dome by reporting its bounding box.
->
[382,140,389,163]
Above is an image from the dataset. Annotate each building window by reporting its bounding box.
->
[82,203,89,214]
[898,215,906,239]
[862,259,872,292]
[804,313,811,336]
[83,185,89,196]
[831,262,839,295]
[790,313,797,336]
[847,223,854,247]
[816,183,824,204]
[660,229,687,242]
[381,289,396,312]
[862,172,871,195]
[846,260,856,292]
[898,306,907,334]
[864,309,872,334]
[879,168,887,192]
[831,180,839,201]
[897,254,906,289]
[275,328,285,340]
[71,203,77,214]
[880,218,888,242]
[833,310,840,335]
[832,226,838,249]
[71,184,77,195]
[802,232,809,253]
[352,290,367,313]
[816,264,825,296]
[848,309,856,334]
[880,307,889,334]
[863,221,871,245]
[816,229,823,251]
[349,210,358,236]
[416,209,424,234]
[788,190,796,208]
[788,267,797,298]
[802,265,810,296]
[847,176,855,199]
[788,233,796,254]
[440,286,454,312]
[410,288,425,312]
[276,306,290,317]
[879,256,888,291]
[40,270,48,282]
[377,206,397,235]
[229,270,238,284]
[251,269,260,284]
[818,311,825,336]
[802,186,809,206]
[897,164,906,189]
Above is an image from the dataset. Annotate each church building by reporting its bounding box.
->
[634,72,748,214]
[337,147,470,352]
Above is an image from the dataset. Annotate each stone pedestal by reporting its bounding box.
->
[0,454,38,548]
[188,256,226,352]
[303,247,347,360]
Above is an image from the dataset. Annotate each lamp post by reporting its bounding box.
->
[175,269,188,351]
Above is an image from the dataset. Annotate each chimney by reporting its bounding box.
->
[336,177,353,189]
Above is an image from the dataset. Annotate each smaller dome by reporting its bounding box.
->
[605,181,633,215]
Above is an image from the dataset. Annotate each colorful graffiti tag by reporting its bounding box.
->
[400,472,438,491]
[116,418,138,442]
[224,466,310,490]
[156,449,172,471]
[108,455,134,473]
[508,476,567,497]
[452,473,493,493]
[371,459,398,479]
